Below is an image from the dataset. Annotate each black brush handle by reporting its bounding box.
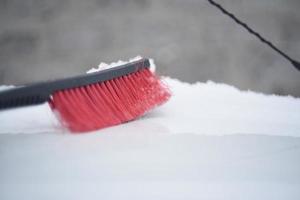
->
[0,59,150,110]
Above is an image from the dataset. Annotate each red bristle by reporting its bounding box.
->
[49,68,171,133]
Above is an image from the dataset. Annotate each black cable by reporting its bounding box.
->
[207,0,300,71]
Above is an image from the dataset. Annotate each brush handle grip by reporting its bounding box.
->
[0,59,150,110]
[0,84,51,109]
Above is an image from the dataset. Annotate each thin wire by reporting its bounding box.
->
[207,0,300,71]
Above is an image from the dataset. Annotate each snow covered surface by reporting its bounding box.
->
[1,73,300,199]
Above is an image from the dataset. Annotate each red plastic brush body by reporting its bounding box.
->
[50,68,170,132]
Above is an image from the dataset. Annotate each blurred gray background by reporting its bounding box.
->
[0,0,299,96]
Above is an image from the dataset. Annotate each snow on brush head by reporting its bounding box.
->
[87,56,156,74]
[0,85,15,92]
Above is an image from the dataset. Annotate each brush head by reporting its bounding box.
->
[49,67,171,132]
[0,58,171,133]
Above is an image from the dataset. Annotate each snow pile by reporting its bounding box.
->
[0,77,299,136]
[161,78,300,137]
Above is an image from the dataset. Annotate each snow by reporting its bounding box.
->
[86,56,156,73]
[1,64,300,199]
[1,77,299,136]
[162,78,300,137]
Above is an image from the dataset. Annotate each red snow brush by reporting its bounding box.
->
[0,58,171,132]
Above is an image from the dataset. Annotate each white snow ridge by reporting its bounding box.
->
[1,77,299,136]
[0,62,300,200]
